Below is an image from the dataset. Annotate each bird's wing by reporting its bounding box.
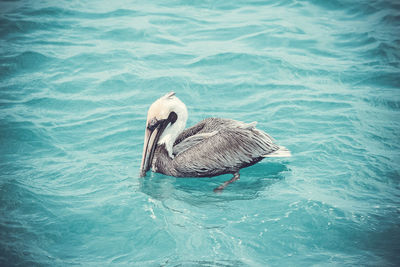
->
[173,131,218,156]
[174,118,262,146]
[174,119,207,146]
[172,127,280,177]
[173,118,241,156]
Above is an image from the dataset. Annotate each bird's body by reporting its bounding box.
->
[140,92,290,190]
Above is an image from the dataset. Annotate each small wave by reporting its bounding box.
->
[23,7,139,19]
[187,52,266,69]
[0,17,63,38]
[0,51,55,75]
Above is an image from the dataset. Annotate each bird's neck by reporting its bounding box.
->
[152,144,177,176]
[158,117,186,158]
[158,134,176,158]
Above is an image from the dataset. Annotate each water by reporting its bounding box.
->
[1,0,399,265]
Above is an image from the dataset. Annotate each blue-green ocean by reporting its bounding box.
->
[1,0,399,266]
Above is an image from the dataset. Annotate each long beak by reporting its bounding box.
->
[139,112,177,177]
[140,126,160,177]
[140,128,151,177]
[139,120,169,177]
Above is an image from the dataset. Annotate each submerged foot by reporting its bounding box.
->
[213,172,240,193]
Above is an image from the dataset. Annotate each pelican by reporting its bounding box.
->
[140,92,291,191]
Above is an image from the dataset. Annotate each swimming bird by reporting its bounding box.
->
[140,92,291,191]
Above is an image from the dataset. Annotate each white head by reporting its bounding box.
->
[140,92,188,176]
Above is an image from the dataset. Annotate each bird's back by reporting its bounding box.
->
[164,118,280,177]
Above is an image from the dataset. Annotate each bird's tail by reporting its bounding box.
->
[263,146,291,157]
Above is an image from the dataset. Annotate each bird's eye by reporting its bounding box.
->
[168,112,178,125]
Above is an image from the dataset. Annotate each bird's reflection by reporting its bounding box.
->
[138,161,290,205]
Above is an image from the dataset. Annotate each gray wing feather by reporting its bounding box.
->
[174,119,209,146]
[173,131,218,156]
[175,118,262,145]
[172,127,279,177]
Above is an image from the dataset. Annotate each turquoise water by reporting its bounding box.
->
[1,0,399,265]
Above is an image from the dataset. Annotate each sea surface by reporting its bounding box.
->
[1,0,399,266]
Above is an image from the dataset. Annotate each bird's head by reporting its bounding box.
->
[140,92,188,177]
